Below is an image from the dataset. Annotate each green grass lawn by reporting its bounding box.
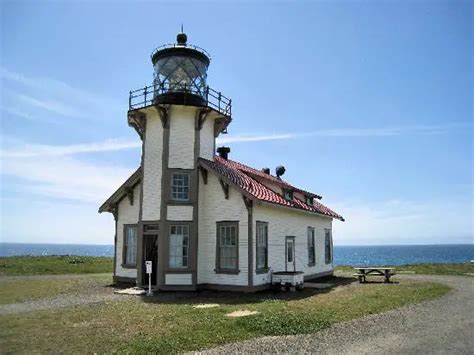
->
[0,274,111,305]
[0,256,113,275]
[0,278,449,354]
[335,262,474,276]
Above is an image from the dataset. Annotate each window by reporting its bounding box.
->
[306,196,314,206]
[216,222,239,273]
[287,240,294,263]
[171,173,190,201]
[256,222,268,272]
[283,189,293,201]
[123,225,138,267]
[308,227,315,266]
[169,225,189,268]
[325,228,332,264]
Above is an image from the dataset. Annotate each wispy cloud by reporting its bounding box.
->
[0,107,37,121]
[0,67,119,122]
[0,67,115,108]
[17,94,80,117]
[0,136,139,203]
[1,138,141,158]
[217,123,471,144]
[217,133,294,144]
[1,121,469,158]
[2,152,135,203]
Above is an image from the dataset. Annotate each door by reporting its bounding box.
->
[285,237,296,272]
[143,233,158,286]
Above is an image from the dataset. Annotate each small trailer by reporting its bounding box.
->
[272,271,304,291]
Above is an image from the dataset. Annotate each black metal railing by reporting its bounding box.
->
[129,82,232,117]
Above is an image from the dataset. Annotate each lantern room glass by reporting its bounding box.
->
[153,55,208,97]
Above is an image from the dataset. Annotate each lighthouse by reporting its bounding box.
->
[100,30,343,292]
[127,31,232,288]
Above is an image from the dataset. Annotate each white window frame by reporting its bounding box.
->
[171,173,190,201]
[325,228,332,264]
[216,221,239,274]
[169,224,189,269]
[256,221,268,273]
[308,227,315,266]
[123,224,138,267]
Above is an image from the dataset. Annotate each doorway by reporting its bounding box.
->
[143,227,158,286]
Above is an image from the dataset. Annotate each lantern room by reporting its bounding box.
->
[128,31,232,124]
[150,31,211,107]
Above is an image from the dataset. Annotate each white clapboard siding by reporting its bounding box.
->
[198,172,249,286]
[142,113,163,220]
[168,106,195,169]
[199,116,215,160]
[116,184,141,278]
[167,205,193,221]
[253,204,333,286]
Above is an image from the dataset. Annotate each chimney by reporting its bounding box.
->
[261,168,270,174]
[217,146,231,160]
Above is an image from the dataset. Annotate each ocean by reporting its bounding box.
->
[1,243,473,266]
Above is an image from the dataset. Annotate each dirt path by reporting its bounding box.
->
[204,275,474,354]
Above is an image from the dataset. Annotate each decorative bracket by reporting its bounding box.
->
[110,203,119,221]
[243,196,253,211]
[219,179,229,199]
[127,112,146,139]
[156,104,170,128]
[195,108,211,130]
[199,167,208,185]
[125,186,134,205]
[214,116,231,137]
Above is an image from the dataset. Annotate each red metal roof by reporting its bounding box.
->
[216,157,323,199]
[199,156,344,221]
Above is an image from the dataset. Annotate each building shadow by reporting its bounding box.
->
[137,275,356,305]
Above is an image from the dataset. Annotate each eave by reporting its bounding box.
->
[98,168,141,214]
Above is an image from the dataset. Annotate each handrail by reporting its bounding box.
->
[150,43,212,62]
[128,82,231,117]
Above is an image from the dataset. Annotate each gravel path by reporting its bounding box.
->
[203,274,474,354]
[0,273,123,315]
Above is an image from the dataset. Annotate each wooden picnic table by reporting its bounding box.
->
[353,267,396,283]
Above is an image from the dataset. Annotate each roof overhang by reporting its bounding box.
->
[98,168,141,214]
[198,158,344,222]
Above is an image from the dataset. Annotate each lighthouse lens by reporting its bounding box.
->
[154,56,208,96]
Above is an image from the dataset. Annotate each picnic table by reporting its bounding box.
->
[353,267,396,283]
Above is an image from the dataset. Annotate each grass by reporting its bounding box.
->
[0,256,113,275]
[0,274,110,305]
[0,278,450,354]
[335,262,474,276]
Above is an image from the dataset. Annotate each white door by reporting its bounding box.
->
[286,237,295,272]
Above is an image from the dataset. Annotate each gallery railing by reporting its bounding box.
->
[129,82,232,117]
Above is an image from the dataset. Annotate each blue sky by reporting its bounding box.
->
[1,0,472,245]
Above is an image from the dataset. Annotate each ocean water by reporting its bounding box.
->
[1,243,473,266]
[0,243,114,258]
[334,244,474,266]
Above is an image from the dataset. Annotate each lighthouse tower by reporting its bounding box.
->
[127,32,232,288]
